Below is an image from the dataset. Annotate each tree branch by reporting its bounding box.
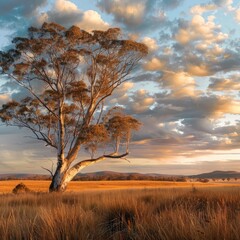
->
[41,166,54,179]
[64,151,129,183]
[103,152,129,158]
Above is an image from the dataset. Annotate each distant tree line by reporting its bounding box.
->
[73,175,189,182]
[1,175,238,182]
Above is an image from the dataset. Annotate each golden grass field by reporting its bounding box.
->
[1,180,240,239]
[1,179,240,193]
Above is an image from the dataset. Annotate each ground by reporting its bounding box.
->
[1,180,240,239]
[0,180,240,193]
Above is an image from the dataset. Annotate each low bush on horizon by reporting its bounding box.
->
[0,187,240,239]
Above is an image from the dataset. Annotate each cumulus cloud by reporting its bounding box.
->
[2,0,240,174]
[97,0,167,32]
[141,37,159,52]
[175,15,228,45]
[187,64,213,76]
[38,0,109,31]
[127,89,155,113]
[109,82,134,106]
[168,13,234,77]
[144,57,165,71]
[36,0,83,26]
[0,0,110,39]
[77,10,109,31]
[38,0,82,26]
[127,90,240,161]
[159,71,198,97]
[97,0,146,26]
[208,75,240,91]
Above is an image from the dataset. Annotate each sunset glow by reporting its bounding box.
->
[1,0,240,175]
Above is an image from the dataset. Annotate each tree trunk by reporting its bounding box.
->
[48,156,86,192]
[49,162,69,192]
[49,156,106,192]
[48,153,128,192]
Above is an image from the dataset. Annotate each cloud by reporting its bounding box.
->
[160,0,182,10]
[128,89,155,113]
[119,85,240,160]
[130,91,240,160]
[135,93,240,146]
[97,0,167,33]
[0,0,110,42]
[209,49,240,73]
[2,0,240,175]
[38,0,82,26]
[144,57,165,71]
[169,14,235,76]
[179,45,231,77]
[38,0,109,31]
[235,9,240,22]
[55,0,78,12]
[77,10,109,31]
[97,0,147,26]
[109,82,134,106]
[187,64,213,76]
[141,37,159,52]
[212,0,233,8]
[190,0,234,15]
[208,75,240,91]
[175,15,228,45]
[0,0,47,21]
[190,4,217,15]
[0,94,10,106]
[159,71,198,97]
[0,125,57,173]
[163,95,240,119]
[0,0,48,42]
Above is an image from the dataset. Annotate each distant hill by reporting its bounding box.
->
[1,170,239,181]
[0,173,50,180]
[0,171,182,181]
[189,171,240,179]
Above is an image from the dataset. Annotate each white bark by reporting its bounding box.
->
[49,161,69,191]
[64,156,106,184]
[57,99,65,163]
[49,152,129,192]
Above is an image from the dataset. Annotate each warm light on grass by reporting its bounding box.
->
[1,180,237,193]
[0,186,240,239]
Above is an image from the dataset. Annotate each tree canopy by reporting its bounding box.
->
[0,22,147,192]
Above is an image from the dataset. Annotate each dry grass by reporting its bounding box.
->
[0,180,239,193]
[0,183,240,239]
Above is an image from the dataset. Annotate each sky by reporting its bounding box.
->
[1,0,240,175]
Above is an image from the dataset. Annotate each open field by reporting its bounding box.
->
[0,186,240,239]
[1,180,240,193]
[0,181,240,239]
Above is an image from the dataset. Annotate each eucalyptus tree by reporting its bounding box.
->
[0,22,147,192]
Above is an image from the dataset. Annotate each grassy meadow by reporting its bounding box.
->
[0,181,240,239]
